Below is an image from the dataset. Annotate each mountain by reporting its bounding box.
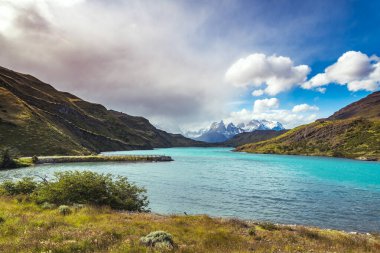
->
[237,120,284,132]
[0,66,204,156]
[222,130,288,147]
[236,91,380,161]
[186,120,285,143]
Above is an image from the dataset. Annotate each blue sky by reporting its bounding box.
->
[0,0,379,131]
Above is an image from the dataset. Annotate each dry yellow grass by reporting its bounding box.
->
[0,197,379,252]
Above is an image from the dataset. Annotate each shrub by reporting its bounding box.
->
[0,171,149,212]
[58,205,72,215]
[34,171,149,211]
[248,227,256,236]
[0,177,38,196]
[0,147,18,169]
[32,155,39,163]
[259,222,278,231]
[140,231,174,249]
[41,202,55,209]
[0,217,5,223]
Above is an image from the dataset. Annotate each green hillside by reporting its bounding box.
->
[0,66,203,156]
[236,92,380,161]
[221,130,287,147]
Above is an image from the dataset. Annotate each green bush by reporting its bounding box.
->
[248,227,256,236]
[35,171,148,211]
[0,171,149,212]
[259,222,279,231]
[0,147,18,169]
[58,205,72,215]
[0,177,38,196]
[41,202,55,209]
[32,155,39,163]
[140,231,174,249]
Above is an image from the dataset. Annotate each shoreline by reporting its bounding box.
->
[34,154,173,164]
[234,149,380,162]
[7,154,173,169]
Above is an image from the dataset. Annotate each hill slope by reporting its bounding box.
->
[236,92,380,160]
[0,66,203,156]
[222,130,287,147]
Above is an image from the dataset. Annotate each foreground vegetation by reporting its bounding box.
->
[0,197,379,253]
[0,171,148,211]
[0,171,380,252]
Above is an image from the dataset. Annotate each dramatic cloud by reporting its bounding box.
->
[253,98,279,113]
[303,51,380,92]
[227,98,318,129]
[225,53,310,95]
[0,0,370,132]
[292,104,319,113]
[0,0,237,131]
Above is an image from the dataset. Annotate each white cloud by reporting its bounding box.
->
[253,98,279,113]
[292,104,319,113]
[302,51,380,92]
[227,103,318,129]
[225,53,310,95]
[252,89,264,96]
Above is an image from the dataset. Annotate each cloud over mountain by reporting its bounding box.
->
[227,98,318,129]
[225,53,310,95]
[253,98,280,113]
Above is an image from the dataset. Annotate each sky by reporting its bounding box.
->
[0,0,379,132]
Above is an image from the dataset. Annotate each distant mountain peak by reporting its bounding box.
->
[185,119,284,143]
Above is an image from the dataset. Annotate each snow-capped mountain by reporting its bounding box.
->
[238,119,284,132]
[185,119,284,143]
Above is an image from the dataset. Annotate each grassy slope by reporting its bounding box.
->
[0,87,90,155]
[237,92,380,160]
[236,118,380,160]
[0,197,379,253]
[222,130,287,147]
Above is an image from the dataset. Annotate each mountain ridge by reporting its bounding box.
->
[236,91,380,161]
[186,119,284,143]
[0,66,205,156]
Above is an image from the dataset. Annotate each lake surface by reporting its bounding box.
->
[1,147,380,232]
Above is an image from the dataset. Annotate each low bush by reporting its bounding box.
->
[0,147,18,169]
[259,222,279,231]
[0,171,149,211]
[248,227,256,236]
[41,202,55,209]
[0,177,38,195]
[140,231,174,249]
[58,205,72,215]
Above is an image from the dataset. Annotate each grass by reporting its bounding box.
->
[0,197,379,253]
[13,157,34,168]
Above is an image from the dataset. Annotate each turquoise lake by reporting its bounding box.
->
[1,147,380,232]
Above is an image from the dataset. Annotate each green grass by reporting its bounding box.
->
[13,157,33,168]
[0,197,379,253]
